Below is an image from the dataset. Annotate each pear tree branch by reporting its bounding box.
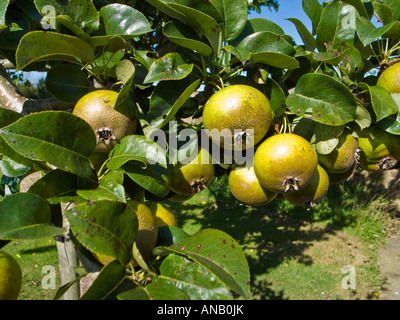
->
[0,63,73,115]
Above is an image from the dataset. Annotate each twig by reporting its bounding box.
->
[0,64,73,114]
[374,10,383,23]
[378,58,400,76]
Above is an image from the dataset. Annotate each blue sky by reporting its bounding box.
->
[248,0,319,45]
[249,0,382,44]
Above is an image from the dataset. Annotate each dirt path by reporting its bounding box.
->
[379,234,400,300]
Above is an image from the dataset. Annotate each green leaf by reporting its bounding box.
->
[16,31,95,70]
[28,169,92,201]
[134,50,157,70]
[116,59,135,85]
[107,135,167,170]
[0,108,23,128]
[248,17,285,34]
[53,273,87,300]
[0,111,96,179]
[0,156,30,178]
[118,281,189,300]
[148,78,201,129]
[45,63,89,103]
[114,61,137,121]
[287,73,357,126]
[144,53,194,84]
[355,16,400,46]
[355,104,372,130]
[0,137,39,173]
[222,44,251,65]
[80,261,126,300]
[359,83,398,121]
[253,53,299,70]
[377,113,400,135]
[77,170,126,202]
[145,0,222,54]
[123,161,170,199]
[143,280,189,300]
[238,31,295,56]
[131,241,153,273]
[312,42,350,65]
[231,18,285,46]
[380,0,400,21]
[292,117,317,141]
[93,50,124,73]
[156,253,233,300]
[55,15,92,42]
[160,0,224,25]
[264,78,287,118]
[0,0,10,26]
[144,0,190,26]
[99,4,152,37]
[171,3,222,53]
[107,36,132,53]
[34,0,99,34]
[220,0,248,41]
[117,287,150,300]
[341,0,369,18]
[237,31,298,69]
[286,18,317,52]
[157,226,189,246]
[316,2,357,51]
[163,21,213,57]
[377,95,400,134]
[0,193,65,239]
[154,228,251,299]
[302,0,322,34]
[311,123,344,154]
[0,109,41,170]
[66,200,138,265]
[373,3,394,24]
[381,21,400,39]
[339,43,363,75]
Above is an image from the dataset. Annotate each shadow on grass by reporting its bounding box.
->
[168,168,395,299]
[18,245,56,255]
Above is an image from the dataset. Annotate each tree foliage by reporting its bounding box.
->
[1,0,400,300]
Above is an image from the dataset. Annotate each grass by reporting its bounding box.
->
[2,238,60,300]
[168,168,399,300]
[2,168,399,300]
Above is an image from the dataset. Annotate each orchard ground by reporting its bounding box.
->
[3,167,400,300]
[169,168,400,300]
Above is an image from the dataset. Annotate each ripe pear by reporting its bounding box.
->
[228,164,277,207]
[357,126,400,171]
[73,90,136,153]
[254,133,318,193]
[318,129,359,173]
[377,62,400,93]
[203,85,272,150]
[145,201,178,228]
[0,251,22,300]
[167,148,215,196]
[284,165,329,209]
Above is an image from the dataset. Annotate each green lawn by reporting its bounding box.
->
[2,238,60,300]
